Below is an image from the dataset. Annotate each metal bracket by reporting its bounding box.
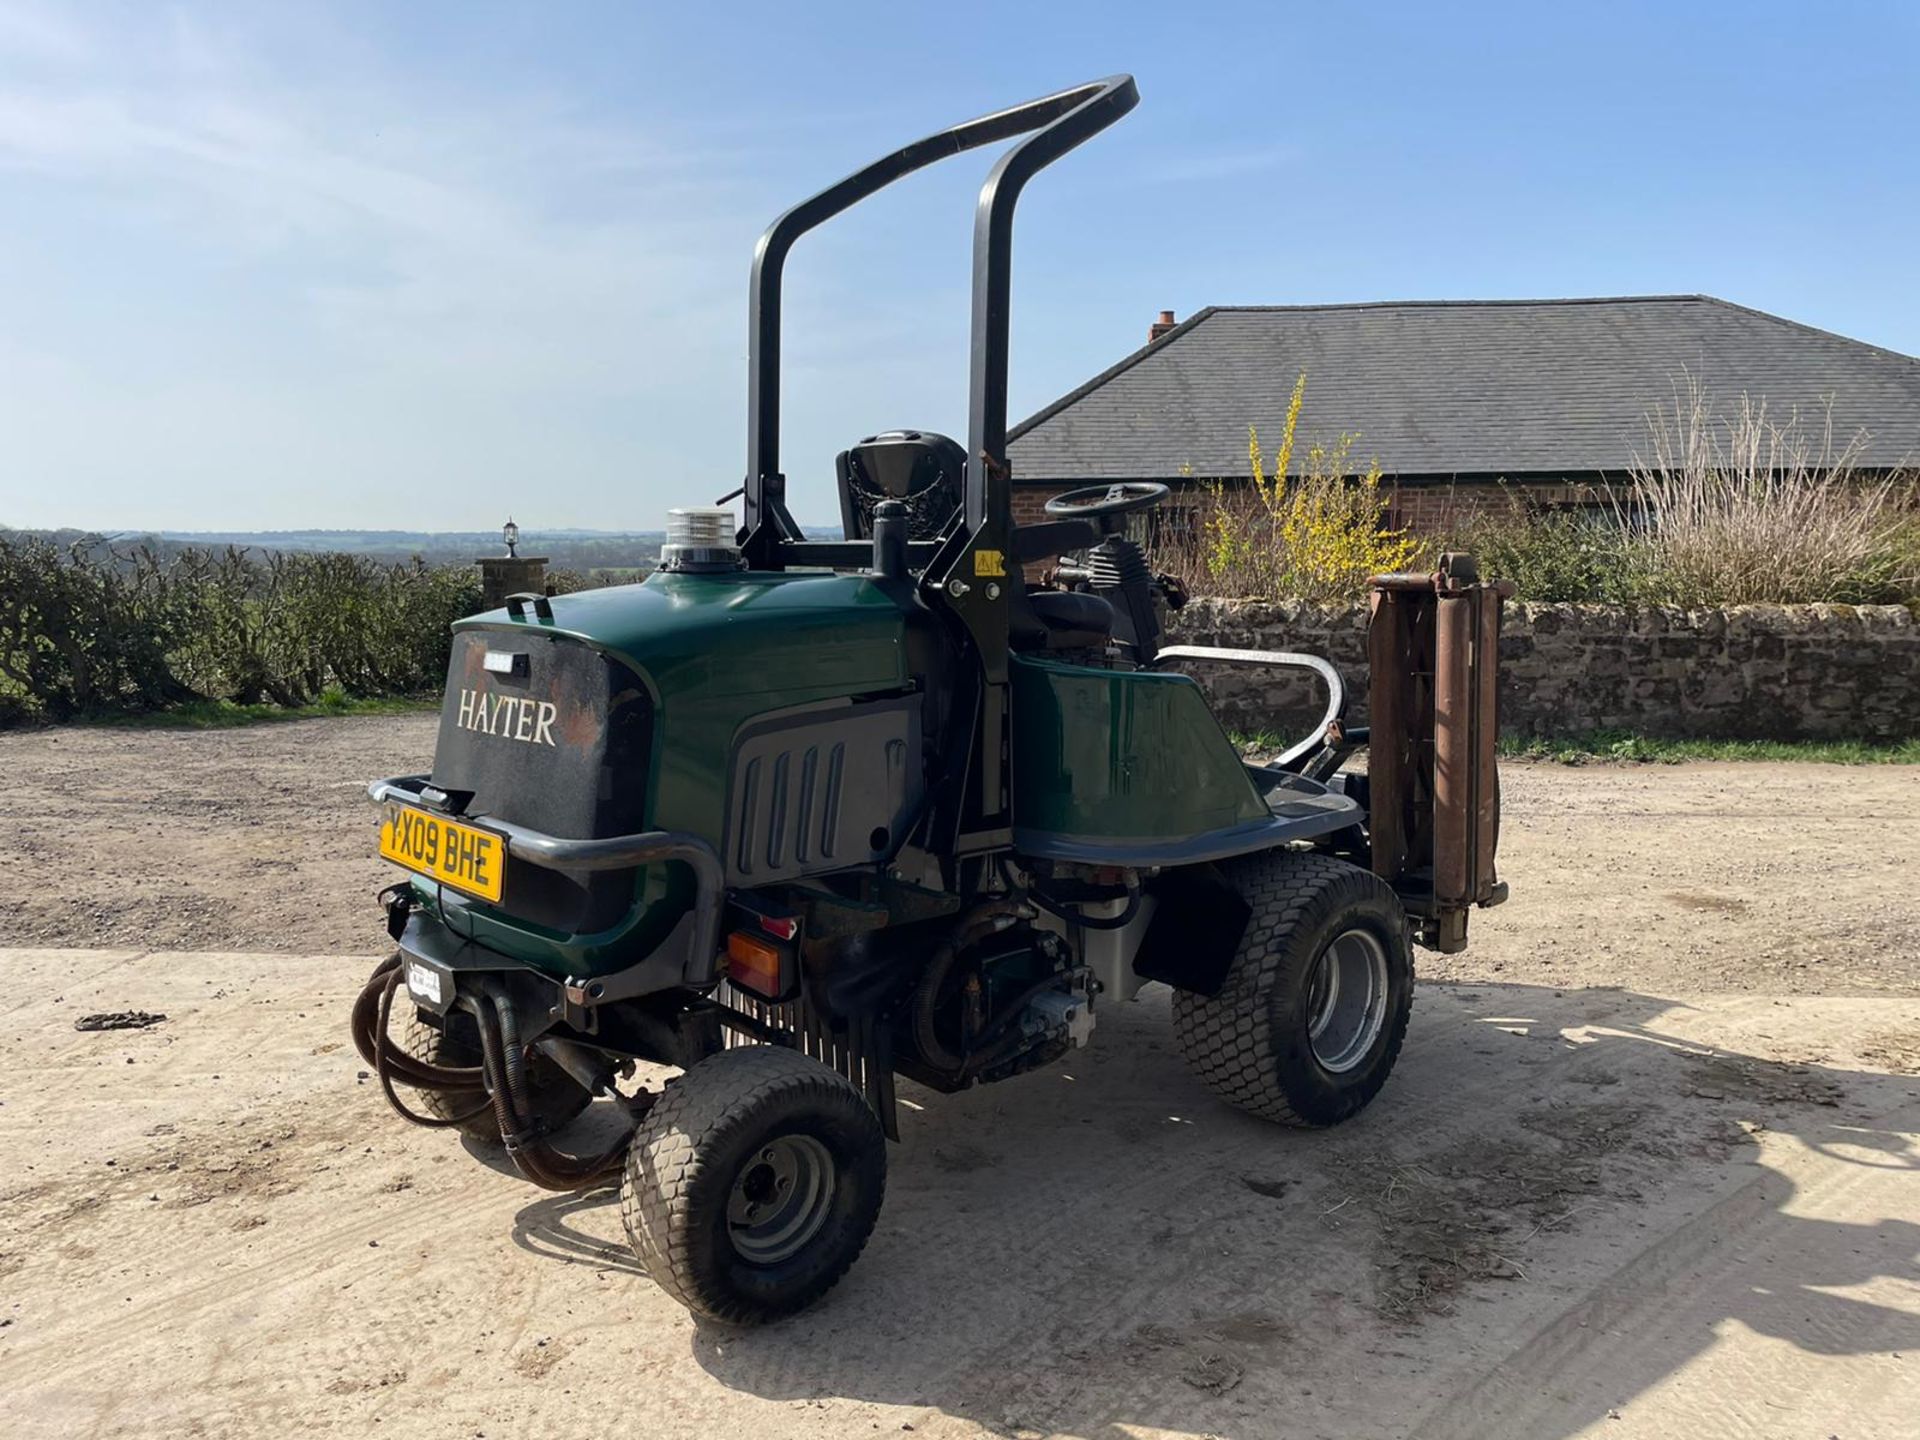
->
[504,592,554,621]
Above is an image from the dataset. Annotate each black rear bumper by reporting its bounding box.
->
[370,773,726,1012]
[370,772,722,952]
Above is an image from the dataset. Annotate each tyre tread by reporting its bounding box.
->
[1171,850,1412,1126]
[620,1044,884,1323]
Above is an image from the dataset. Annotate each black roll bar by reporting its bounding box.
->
[742,75,1138,564]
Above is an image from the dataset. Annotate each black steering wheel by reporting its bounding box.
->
[1043,481,1169,522]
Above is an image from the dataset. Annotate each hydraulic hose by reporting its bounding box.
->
[908,941,967,1073]
[350,956,493,1128]
[468,982,637,1193]
[349,955,641,1190]
[992,854,1143,932]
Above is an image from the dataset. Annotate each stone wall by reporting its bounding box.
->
[1163,598,1920,742]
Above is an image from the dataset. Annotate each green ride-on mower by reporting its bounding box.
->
[350,75,1511,1324]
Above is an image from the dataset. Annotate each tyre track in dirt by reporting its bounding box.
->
[5,728,1920,1438]
[1418,1100,1920,1439]
[844,999,1840,1438]
[5,947,1918,1440]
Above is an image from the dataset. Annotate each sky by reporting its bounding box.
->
[1,0,1916,533]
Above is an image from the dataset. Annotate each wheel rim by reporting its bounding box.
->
[725,1134,837,1265]
[1305,928,1390,1074]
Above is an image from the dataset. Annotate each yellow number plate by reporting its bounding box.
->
[378,803,505,903]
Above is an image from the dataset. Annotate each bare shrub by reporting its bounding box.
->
[1448,490,1628,603]
[1616,377,1919,605]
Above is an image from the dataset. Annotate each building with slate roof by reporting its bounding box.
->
[1004,296,1920,531]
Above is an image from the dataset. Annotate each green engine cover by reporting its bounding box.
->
[512,570,912,836]
[1009,653,1269,857]
[431,569,913,976]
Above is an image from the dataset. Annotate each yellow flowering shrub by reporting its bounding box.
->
[1194,372,1418,600]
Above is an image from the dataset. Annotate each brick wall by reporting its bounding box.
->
[1162,598,1920,742]
[1384,480,1616,532]
[1010,485,1072,579]
[1014,478,1621,538]
[1011,486,1054,528]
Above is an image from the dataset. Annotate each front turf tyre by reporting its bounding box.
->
[1172,851,1413,1127]
[400,1010,591,1145]
[620,1044,886,1324]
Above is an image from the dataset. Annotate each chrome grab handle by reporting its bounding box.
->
[1150,646,1346,769]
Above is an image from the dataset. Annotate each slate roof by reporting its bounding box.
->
[1006,297,1920,483]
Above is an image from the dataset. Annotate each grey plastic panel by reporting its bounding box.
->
[1011,770,1361,866]
[724,697,923,884]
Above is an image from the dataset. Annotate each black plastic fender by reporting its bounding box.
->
[1130,862,1253,998]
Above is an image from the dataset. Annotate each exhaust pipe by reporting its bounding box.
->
[533,1035,621,1097]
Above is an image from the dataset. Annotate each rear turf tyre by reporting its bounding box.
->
[401,1010,591,1145]
[620,1044,886,1324]
[1172,851,1413,1126]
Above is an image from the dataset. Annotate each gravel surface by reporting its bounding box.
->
[0,715,433,955]
[3,718,1918,1439]
[2,716,1917,995]
[2,953,1915,1440]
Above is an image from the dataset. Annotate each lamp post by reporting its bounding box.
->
[475,517,546,609]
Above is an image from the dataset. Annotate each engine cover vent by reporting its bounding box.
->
[724,697,923,885]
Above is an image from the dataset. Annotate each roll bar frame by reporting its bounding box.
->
[740,75,1139,566]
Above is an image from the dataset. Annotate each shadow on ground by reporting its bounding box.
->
[511,982,1920,1440]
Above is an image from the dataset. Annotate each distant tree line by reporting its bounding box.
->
[3,527,667,572]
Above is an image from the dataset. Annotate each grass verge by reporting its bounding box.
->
[1232,727,1920,765]
[79,692,438,730]
[1499,731,1920,765]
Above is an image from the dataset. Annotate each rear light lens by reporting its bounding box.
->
[726,930,791,999]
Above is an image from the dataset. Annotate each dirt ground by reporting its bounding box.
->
[1,719,1918,1439]
[3,715,1917,996]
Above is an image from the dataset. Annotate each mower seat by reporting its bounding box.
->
[1016,589,1115,650]
[837,430,965,540]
